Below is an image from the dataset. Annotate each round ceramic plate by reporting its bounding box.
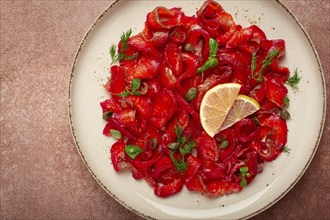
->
[68,0,326,219]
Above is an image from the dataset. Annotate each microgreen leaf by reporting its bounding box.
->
[197,58,218,74]
[239,166,249,174]
[240,176,247,187]
[118,91,130,97]
[197,38,219,74]
[131,78,141,92]
[239,166,250,187]
[125,145,143,159]
[286,68,301,89]
[131,91,141,96]
[110,129,121,139]
[209,38,219,57]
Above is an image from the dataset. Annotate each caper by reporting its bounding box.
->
[151,138,158,150]
[102,111,113,120]
[280,109,291,120]
[219,139,229,149]
[185,87,198,101]
[184,43,195,53]
[168,142,180,151]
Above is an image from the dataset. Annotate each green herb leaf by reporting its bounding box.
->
[131,78,141,92]
[251,51,257,74]
[174,122,184,142]
[286,68,301,89]
[252,48,280,82]
[262,48,280,69]
[239,166,250,187]
[180,141,196,155]
[118,91,130,97]
[123,52,138,61]
[131,91,141,96]
[197,38,219,74]
[110,129,121,139]
[240,176,247,187]
[125,145,143,159]
[239,166,249,175]
[197,57,218,74]
[170,151,188,172]
[110,28,133,64]
[109,45,117,63]
[283,146,291,154]
[209,38,219,57]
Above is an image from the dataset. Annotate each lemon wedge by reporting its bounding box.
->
[200,83,241,137]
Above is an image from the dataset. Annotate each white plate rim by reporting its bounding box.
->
[67,0,327,219]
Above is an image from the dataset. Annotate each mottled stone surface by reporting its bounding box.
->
[0,1,329,219]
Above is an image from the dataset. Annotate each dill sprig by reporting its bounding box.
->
[251,48,280,82]
[110,29,137,64]
[286,68,301,89]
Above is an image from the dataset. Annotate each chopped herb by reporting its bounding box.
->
[110,129,121,139]
[283,146,291,154]
[125,145,143,159]
[286,68,301,89]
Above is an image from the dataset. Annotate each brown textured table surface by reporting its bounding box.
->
[1,1,329,219]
